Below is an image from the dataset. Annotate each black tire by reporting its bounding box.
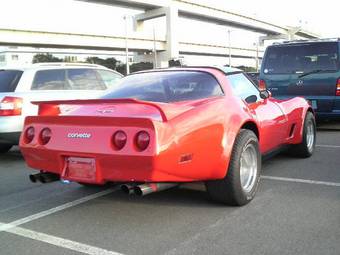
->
[289,111,316,158]
[205,129,261,206]
[0,144,12,153]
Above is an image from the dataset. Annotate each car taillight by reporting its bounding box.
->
[40,128,52,145]
[135,131,150,151]
[25,127,35,144]
[0,96,23,116]
[258,79,267,91]
[112,131,127,150]
[336,78,340,96]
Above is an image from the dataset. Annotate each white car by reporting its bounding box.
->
[0,62,123,153]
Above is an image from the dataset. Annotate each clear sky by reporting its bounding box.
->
[195,0,339,37]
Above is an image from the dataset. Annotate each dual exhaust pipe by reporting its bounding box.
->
[29,173,177,196]
[29,172,60,183]
[121,183,178,196]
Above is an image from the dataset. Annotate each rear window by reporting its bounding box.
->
[263,42,340,74]
[32,68,108,90]
[67,69,106,90]
[32,69,67,90]
[0,70,23,92]
[96,70,122,89]
[102,71,224,103]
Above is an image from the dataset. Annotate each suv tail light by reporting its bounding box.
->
[40,128,52,145]
[24,127,35,144]
[0,96,23,116]
[135,131,150,151]
[336,79,340,96]
[258,79,267,91]
[112,131,127,150]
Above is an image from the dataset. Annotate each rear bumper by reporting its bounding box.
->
[316,111,340,120]
[0,116,24,144]
[0,132,21,145]
[20,147,198,183]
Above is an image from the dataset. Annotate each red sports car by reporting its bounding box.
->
[20,67,316,206]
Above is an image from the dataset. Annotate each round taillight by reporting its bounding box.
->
[25,127,35,144]
[135,131,150,151]
[40,128,52,145]
[112,131,127,150]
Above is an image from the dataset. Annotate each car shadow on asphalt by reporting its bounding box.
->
[85,183,232,209]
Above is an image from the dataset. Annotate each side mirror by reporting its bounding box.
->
[245,95,258,104]
[260,90,271,99]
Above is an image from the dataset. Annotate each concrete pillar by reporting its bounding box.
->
[133,6,179,68]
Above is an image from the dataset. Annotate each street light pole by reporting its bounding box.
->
[254,42,259,71]
[153,25,157,68]
[124,15,130,75]
[228,29,231,67]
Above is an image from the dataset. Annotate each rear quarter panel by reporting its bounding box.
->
[154,96,256,181]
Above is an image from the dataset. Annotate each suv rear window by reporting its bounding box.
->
[263,42,340,74]
[0,70,23,92]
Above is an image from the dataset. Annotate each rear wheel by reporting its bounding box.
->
[205,129,261,206]
[289,112,316,158]
[0,144,12,153]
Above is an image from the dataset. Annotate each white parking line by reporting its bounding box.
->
[316,144,340,149]
[0,188,115,232]
[0,223,123,255]
[0,188,123,254]
[261,175,340,187]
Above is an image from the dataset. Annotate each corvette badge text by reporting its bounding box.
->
[67,133,92,139]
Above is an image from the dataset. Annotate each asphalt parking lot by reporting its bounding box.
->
[0,128,339,255]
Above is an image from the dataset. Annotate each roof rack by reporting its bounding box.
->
[273,38,340,45]
[32,62,105,68]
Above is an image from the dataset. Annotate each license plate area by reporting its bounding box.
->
[66,157,96,182]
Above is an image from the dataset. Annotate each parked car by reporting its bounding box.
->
[259,38,340,120]
[0,63,123,153]
[20,66,315,206]
[246,72,259,86]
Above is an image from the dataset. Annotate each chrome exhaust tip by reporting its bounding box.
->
[120,184,135,194]
[38,173,60,183]
[134,183,178,196]
[29,173,40,183]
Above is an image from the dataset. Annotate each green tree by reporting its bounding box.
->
[32,53,63,63]
[116,62,153,76]
[86,57,118,70]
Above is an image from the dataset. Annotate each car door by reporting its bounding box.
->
[228,73,289,153]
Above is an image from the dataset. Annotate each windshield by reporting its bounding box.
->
[262,42,339,75]
[0,70,23,92]
[102,71,224,103]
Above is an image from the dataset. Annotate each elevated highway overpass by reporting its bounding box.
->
[0,0,319,67]
[0,28,261,58]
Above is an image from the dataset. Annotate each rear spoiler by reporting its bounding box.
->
[31,98,168,122]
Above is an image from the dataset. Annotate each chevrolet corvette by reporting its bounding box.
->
[19,67,316,205]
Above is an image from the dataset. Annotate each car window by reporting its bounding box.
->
[96,70,122,89]
[32,69,66,90]
[102,71,224,103]
[228,73,260,101]
[0,70,23,92]
[263,42,340,74]
[67,69,106,90]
